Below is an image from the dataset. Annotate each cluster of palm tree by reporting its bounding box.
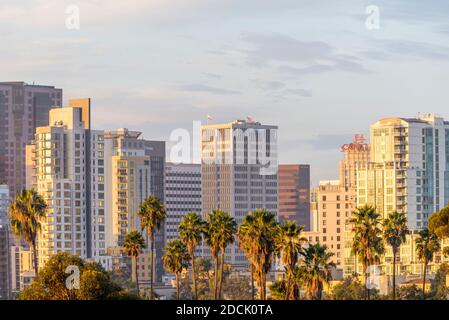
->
[157,207,336,300]
[123,195,167,299]
[350,205,441,300]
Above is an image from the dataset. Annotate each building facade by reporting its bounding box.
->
[277,164,310,229]
[165,163,202,244]
[304,181,356,269]
[201,119,278,268]
[26,100,107,268]
[103,129,166,284]
[304,135,370,271]
[0,82,62,197]
[0,185,10,299]
[358,114,449,230]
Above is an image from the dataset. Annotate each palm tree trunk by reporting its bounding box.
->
[150,232,155,300]
[392,250,396,300]
[250,264,255,300]
[176,273,180,300]
[32,240,39,276]
[363,262,369,300]
[284,274,291,300]
[191,251,197,300]
[422,261,427,300]
[262,271,267,300]
[218,249,225,299]
[214,255,219,300]
[132,255,140,295]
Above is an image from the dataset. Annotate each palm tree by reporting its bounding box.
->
[274,221,306,300]
[9,189,47,275]
[216,212,237,299]
[162,239,189,300]
[237,223,257,300]
[382,211,408,300]
[123,230,146,295]
[299,243,335,300]
[204,209,237,299]
[238,209,278,300]
[204,209,223,300]
[349,205,384,300]
[415,228,440,300]
[138,195,166,300]
[178,212,205,300]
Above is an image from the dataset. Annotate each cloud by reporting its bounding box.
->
[361,39,449,62]
[176,84,241,95]
[251,79,311,99]
[240,33,370,75]
[300,134,355,151]
[203,73,223,79]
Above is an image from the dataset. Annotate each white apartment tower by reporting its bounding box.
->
[26,99,107,267]
[201,119,278,268]
[164,163,202,244]
[357,114,449,230]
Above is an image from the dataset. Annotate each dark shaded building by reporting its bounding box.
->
[0,185,10,300]
[0,82,62,197]
[144,140,166,284]
[278,164,311,230]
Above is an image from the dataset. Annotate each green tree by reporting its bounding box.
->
[216,212,237,299]
[178,212,205,299]
[428,205,449,239]
[222,273,253,300]
[397,284,422,300]
[415,228,440,300]
[349,205,384,300]
[123,230,146,294]
[162,239,189,300]
[274,221,306,300]
[269,280,287,300]
[237,221,257,300]
[19,252,130,300]
[299,243,335,300]
[238,209,278,300]
[330,276,366,300]
[9,189,47,276]
[204,209,237,299]
[382,211,408,300]
[137,195,166,300]
[429,263,449,299]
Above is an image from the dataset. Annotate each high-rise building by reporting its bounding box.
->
[104,129,152,248]
[144,140,166,283]
[103,129,166,284]
[164,163,202,243]
[201,119,278,268]
[339,134,370,189]
[277,164,310,229]
[304,180,355,269]
[0,82,62,197]
[26,99,107,268]
[357,114,449,230]
[0,185,10,300]
[303,135,369,271]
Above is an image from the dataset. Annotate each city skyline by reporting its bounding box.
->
[2,0,449,184]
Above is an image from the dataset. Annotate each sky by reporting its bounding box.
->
[2,0,449,185]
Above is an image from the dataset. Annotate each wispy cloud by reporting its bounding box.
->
[240,33,370,75]
[176,84,241,95]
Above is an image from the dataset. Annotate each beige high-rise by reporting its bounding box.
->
[201,119,278,268]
